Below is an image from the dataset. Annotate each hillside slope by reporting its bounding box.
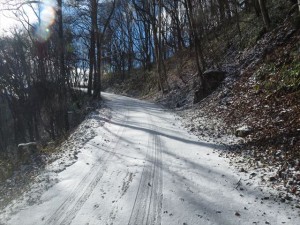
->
[106,16,300,201]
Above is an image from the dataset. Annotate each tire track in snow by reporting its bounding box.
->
[45,110,129,225]
[104,110,153,225]
[104,171,134,225]
[127,114,163,225]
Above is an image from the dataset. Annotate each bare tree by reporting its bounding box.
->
[258,0,271,30]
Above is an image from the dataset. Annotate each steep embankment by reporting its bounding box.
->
[106,17,300,201]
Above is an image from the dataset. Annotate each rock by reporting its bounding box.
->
[193,88,205,104]
[275,150,282,157]
[249,172,257,179]
[269,176,276,182]
[240,168,247,173]
[285,195,292,201]
[235,126,252,137]
[193,70,226,103]
[203,70,226,89]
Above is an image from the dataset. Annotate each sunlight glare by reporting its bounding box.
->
[34,0,57,42]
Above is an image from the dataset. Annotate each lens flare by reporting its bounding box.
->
[34,0,57,42]
[40,6,56,26]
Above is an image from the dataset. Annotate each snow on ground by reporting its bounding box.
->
[0,102,111,220]
[0,93,299,225]
[178,105,300,206]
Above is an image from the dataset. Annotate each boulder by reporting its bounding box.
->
[193,70,226,103]
[203,70,226,90]
[193,87,205,104]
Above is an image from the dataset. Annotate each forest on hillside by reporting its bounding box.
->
[0,0,300,180]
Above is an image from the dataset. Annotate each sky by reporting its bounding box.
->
[0,2,17,34]
[0,0,56,36]
[0,1,35,35]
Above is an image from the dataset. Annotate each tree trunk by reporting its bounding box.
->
[234,0,242,39]
[88,0,98,98]
[34,113,40,141]
[218,0,225,23]
[94,33,102,99]
[151,0,163,91]
[258,0,271,30]
[184,0,206,91]
[57,0,69,131]
[87,48,94,96]
[253,0,260,17]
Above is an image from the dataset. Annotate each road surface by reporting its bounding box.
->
[1,93,299,225]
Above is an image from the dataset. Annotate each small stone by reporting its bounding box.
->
[285,195,292,201]
[235,212,241,216]
[235,126,252,137]
[269,177,276,182]
[240,168,247,173]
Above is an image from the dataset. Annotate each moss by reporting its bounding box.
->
[279,60,300,91]
[254,59,300,94]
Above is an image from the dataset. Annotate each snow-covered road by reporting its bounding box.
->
[1,93,299,225]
